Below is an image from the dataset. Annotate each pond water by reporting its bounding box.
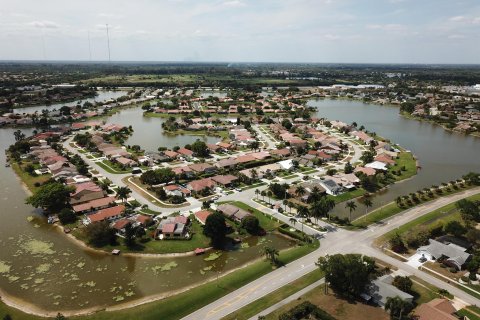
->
[0,128,292,313]
[106,107,221,151]
[198,90,228,99]
[13,91,129,114]
[308,98,480,219]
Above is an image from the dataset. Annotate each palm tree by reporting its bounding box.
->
[116,186,131,203]
[395,196,402,207]
[260,190,266,202]
[363,197,373,217]
[267,191,273,205]
[385,296,412,320]
[255,189,260,200]
[250,168,258,181]
[297,206,309,233]
[345,201,357,222]
[263,246,279,265]
[283,199,288,212]
[289,217,297,227]
[295,185,306,199]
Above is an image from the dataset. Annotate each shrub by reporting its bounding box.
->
[449,267,458,273]
[461,276,470,283]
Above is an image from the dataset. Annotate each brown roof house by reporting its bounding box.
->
[414,298,458,320]
[70,182,105,205]
[217,204,251,222]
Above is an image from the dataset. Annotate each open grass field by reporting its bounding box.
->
[262,284,389,320]
[389,151,418,181]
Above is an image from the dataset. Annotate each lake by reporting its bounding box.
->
[13,90,129,114]
[308,98,480,218]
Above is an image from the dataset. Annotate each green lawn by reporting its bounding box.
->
[328,188,367,204]
[226,201,281,232]
[389,151,417,181]
[377,193,480,244]
[96,160,131,174]
[352,182,474,228]
[10,161,52,192]
[222,269,325,320]
[457,309,480,320]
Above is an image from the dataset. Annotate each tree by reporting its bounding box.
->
[389,233,406,253]
[58,208,77,225]
[344,162,354,174]
[255,189,260,199]
[345,201,357,222]
[191,139,210,157]
[14,129,26,142]
[85,221,116,247]
[140,168,175,185]
[204,212,227,248]
[249,141,260,151]
[26,182,74,213]
[116,186,131,203]
[242,215,260,235]
[295,185,306,198]
[316,254,375,299]
[456,199,480,222]
[463,172,480,186]
[385,296,413,320]
[124,222,136,247]
[360,151,375,164]
[55,313,67,320]
[363,197,373,215]
[3,315,12,320]
[392,276,413,293]
[263,246,279,265]
[444,220,467,237]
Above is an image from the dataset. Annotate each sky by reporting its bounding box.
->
[0,0,479,64]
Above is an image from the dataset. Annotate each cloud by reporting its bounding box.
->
[448,34,467,39]
[28,20,60,29]
[366,24,406,32]
[449,15,466,22]
[222,0,245,7]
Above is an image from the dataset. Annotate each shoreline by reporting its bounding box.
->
[0,242,295,318]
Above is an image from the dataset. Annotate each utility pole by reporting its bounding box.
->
[106,24,111,62]
[88,31,92,61]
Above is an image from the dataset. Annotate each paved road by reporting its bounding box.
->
[182,186,480,320]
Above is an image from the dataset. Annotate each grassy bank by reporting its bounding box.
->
[10,161,51,192]
[390,151,417,181]
[73,242,318,320]
[352,182,475,228]
[377,193,480,245]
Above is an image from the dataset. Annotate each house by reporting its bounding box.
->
[72,196,116,214]
[187,178,216,193]
[155,216,190,239]
[211,175,238,187]
[365,161,388,171]
[354,166,376,176]
[163,150,179,160]
[172,166,194,178]
[350,131,373,144]
[70,182,105,205]
[366,274,414,307]
[374,154,396,165]
[414,298,458,320]
[86,205,125,224]
[163,184,191,198]
[215,157,238,170]
[188,163,217,174]
[194,210,212,225]
[417,239,471,270]
[325,174,360,189]
[270,148,291,158]
[177,148,194,158]
[319,179,343,196]
[217,204,250,222]
[112,218,132,234]
[116,157,137,167]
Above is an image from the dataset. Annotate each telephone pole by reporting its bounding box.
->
[106,24,111,62]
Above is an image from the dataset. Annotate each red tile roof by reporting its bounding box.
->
[194,210,212,224]
[88,205,125,223]
[72,196,116,213]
